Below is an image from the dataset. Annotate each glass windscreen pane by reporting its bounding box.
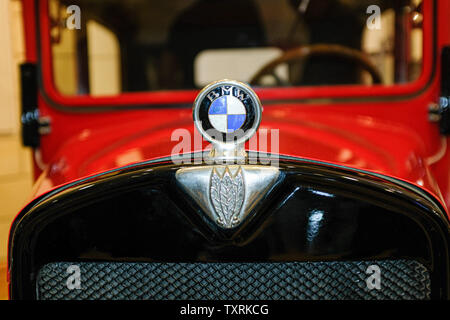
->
[48,0,424,97]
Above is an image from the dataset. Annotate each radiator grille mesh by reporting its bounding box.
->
[36,260,431,300]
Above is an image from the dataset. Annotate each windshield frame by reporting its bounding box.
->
[35,0,436,110]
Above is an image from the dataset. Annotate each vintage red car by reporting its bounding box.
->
[7,0,450,300]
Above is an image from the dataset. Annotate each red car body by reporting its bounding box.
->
[19,0,450,216]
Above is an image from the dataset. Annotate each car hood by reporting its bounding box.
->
[34,105,442,200]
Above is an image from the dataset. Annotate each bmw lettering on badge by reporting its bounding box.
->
[193,80,261,145]
[177,80,279,230]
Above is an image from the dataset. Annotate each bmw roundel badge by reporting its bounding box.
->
[193,79,262,146]
[177,79,278,229]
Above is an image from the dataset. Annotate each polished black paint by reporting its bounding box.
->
[8,156,450,299]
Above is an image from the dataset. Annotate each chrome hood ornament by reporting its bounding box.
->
[193,79,262,161]
[210,166,244,228]
[176,80,279,229]
[176,165,279,229]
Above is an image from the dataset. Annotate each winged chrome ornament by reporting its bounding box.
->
[210,166,244,228]
[175,80,279,229]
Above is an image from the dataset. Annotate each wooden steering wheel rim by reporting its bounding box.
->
[250,44,383,85]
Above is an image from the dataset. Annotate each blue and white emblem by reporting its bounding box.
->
[176,80,278,230]
[193,79,262,147]
[208,95,246,133]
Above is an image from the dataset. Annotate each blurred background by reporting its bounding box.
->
[0,0,33,299]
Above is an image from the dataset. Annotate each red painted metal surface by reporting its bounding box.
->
[18,0,450,215]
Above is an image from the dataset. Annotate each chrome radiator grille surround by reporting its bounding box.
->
[36,260,431,300]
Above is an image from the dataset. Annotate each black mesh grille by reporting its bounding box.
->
[36,260,431,300]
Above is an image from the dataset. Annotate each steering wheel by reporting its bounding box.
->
[250,44,383,86]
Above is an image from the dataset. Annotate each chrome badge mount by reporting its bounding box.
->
[176,80,279,229]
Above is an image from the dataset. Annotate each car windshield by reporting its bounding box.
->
[48,0,424,96]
